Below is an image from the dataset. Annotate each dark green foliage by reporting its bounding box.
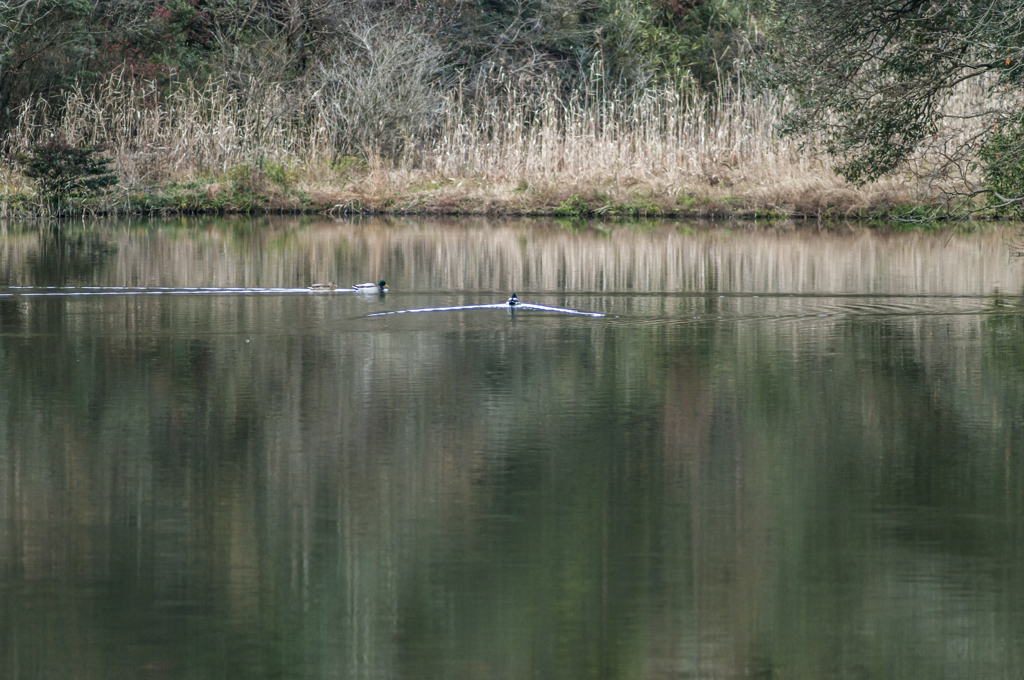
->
[645,0,752,86]
[0,1,214,134]
[554,194,588,217]
[979,121,1024,216]
[14,142,118,207]
[100,0,214,80]
[761,0,1024,189]
[0,0,96,133]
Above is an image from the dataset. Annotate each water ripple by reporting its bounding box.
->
[367,303,605,318]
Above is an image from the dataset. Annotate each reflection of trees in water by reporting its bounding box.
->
[12,314,1020,678]
[4,220,1024,678]
[1004,225,1024,258]
[30,227,118,285]
[657,311,1024,678]
[0,227,116,334]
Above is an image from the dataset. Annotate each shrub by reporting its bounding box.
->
[554,194,588,217]
[979,121,1024,217]
[312,17,449,163]
[13,142,118,210]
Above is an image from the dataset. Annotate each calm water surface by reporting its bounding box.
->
[2,217,1024,679]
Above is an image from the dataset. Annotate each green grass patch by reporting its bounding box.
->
[554,194,588,217]
[748,208,787,221]
[675,195,698,210]
[597,196,664,218]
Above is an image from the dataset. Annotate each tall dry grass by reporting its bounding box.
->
[3,67,990,214]
[421,75,858,207]
[4,74,330,190]
[428,76,788,183]
[421,73,944,212]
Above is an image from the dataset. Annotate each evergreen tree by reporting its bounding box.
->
[14,142,118,211]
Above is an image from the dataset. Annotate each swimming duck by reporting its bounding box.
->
[309,282,337,291]
[353,280,388,292]
[507,293,520,307]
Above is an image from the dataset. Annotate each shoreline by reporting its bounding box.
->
[0,178,976,223]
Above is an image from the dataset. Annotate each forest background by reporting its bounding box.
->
[1,0,1022,219]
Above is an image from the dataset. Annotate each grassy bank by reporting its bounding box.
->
[0,74,964,221]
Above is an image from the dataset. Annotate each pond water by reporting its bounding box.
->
[2,216,1024,679]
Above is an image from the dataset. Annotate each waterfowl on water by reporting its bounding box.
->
[309,282,337,291]
[507,293,520,307]
[353,280,388,292]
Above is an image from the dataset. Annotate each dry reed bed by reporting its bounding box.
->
[5,76,327,188]
[0,72,989,216]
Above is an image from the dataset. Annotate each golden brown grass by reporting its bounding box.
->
[418,76,928,216]
[0,71,966,217]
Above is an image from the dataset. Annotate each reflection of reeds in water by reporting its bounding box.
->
[237,219,1024,295]
[3,219,1023,296]
[359,222,1024,295]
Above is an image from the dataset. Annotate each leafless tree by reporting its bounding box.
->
[311,13,450,161]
